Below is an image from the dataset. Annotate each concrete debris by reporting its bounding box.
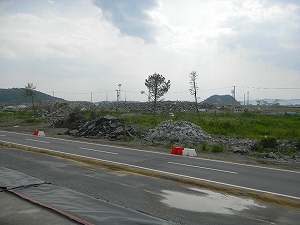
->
[144,120,211,145]
[39,101,95,127]
[64,117,138,141]
[35,100,299,165]
[96,101,213,113]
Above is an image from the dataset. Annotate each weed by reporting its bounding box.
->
[164,143,173,149]
[201,143,208,151]
[211,144,224,153]
[185,144,195,149]
[281,148,297,156]
[259,137,278,149]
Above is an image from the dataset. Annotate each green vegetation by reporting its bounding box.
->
[200,143,208,151]
[0,110,44,123]
[281,148,297,156]
[211,144,224,153]
[1,108,299,141]
[118,111,300,141]
[259,137,278,149]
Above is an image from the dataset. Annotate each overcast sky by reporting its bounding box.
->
[1,0,299,103]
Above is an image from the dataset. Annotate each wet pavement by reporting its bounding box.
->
[161,188,265,214]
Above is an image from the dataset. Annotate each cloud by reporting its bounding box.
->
[1,0,299,102]
[218,0,300,70]
[92,0,159,42]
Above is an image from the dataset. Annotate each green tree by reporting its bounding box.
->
[24,83,37,115]
[145,73,171,116]
[189,71,199,113]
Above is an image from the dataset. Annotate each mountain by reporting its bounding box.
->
[203,94,240,105]
[0,88,64,105]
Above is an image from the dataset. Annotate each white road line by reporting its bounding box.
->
[34,148,300,201]
[0,134,6,136]
[1,130,299,174]
[168,161,237,174]
[1,140,299,201]
[79,147,118,155]
[25,138,50,144]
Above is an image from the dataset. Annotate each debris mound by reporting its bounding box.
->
[144,120,211,145]
[40,101,96,127]
[64,115,138,141]
[54,112,87,128]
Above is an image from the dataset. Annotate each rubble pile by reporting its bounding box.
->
[97,101,214,113]
[207,136,300,164]
[144,120,211,145]
[64,115,138,141]
[40,101,96,127]
[54,111,87,128]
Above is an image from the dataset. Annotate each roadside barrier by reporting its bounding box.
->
[33,129,45,137]
[171,146,197,157]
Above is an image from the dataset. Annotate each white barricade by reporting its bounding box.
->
[182,148,197,157]
[38,131,45,137]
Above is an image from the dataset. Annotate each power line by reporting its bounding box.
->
[237,86,300,90]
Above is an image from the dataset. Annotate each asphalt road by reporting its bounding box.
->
[0,130,300,201]
[1,147,300,225]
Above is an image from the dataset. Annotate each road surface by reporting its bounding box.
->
[1,130,300,200]
[1,147,300,225]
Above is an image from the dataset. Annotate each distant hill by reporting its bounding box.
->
[203,94,240,105]
[0,88,64,105]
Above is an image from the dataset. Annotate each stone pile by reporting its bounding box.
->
[64,115,138,141]
[97,101,214,113]
[144,120,211,145]
[209,136,300,164]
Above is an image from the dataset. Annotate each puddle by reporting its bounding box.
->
[161,188,265,214]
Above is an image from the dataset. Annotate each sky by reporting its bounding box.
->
[0,0,300,103]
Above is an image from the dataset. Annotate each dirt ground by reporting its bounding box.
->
[1,118,299,171]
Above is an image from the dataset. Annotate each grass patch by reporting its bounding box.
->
[281,148,297,156]
[211,144,224,153]
[259,136,278,149]
[0,111,46,124]
[200,143,208,151]
[117,111,300,141]
[2,107,300,141]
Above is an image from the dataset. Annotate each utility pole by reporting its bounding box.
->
[90,92,93,102]
[231,86,236,113]
[116,84,122,110]
[247,92,249,105]
[118,84,122,101]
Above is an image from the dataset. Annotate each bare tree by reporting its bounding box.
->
[24,83,37,115]
[189,71,199,113]
[145,73,171,116]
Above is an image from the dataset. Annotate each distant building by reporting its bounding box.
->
[234,106,244,113]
